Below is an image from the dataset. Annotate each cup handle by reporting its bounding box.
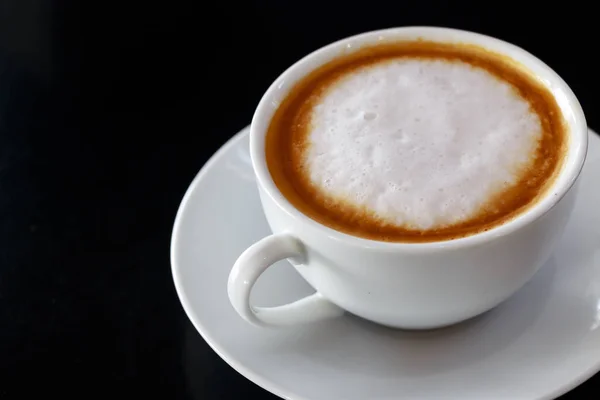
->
[227,233,344,327]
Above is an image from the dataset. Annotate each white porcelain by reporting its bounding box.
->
[228,27,588,329]
[171,126,600,399]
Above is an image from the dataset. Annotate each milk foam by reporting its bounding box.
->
[305,59,542,230]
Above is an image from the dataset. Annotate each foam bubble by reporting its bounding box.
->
[303,59,541,230]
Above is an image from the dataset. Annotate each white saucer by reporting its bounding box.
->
[171,126,600,400]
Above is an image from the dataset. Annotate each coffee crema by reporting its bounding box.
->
[265,40,567,243]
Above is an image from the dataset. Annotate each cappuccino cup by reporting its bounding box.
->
[227,27,587,329]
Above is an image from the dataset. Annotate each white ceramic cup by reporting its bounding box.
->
[227,27,588,329]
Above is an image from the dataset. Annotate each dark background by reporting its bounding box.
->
[0,0,597,398]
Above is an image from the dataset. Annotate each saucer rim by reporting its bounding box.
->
[170,125,600,400]
[171,126,303,400]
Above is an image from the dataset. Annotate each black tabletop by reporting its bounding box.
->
[1,1,598,398]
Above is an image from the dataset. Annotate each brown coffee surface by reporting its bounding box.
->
[265,40,567,243]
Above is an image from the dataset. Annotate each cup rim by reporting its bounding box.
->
[249,26,588,253]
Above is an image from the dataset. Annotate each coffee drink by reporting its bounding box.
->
[265,40,567,243]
